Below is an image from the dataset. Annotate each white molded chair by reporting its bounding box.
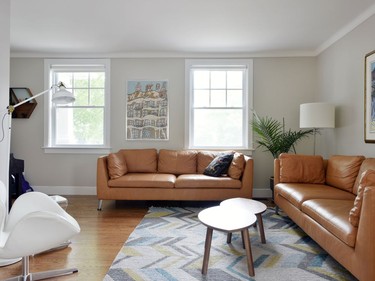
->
[0,180,80,281]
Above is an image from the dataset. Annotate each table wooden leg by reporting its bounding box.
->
[256,214,266,244]
[242,229,255,277]
[202,227,213,275]
[227,232,232,244]
[240,231,246,249]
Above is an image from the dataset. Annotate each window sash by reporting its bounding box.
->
[44,59,110,153]
[186,59,253,150]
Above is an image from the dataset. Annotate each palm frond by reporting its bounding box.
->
[251,113,314,158]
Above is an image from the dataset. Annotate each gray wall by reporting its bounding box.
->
[317,14,375,157]
[10,56,317,196]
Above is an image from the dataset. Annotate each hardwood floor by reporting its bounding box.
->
[0,196,274,280]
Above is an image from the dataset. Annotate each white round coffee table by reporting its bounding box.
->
[198,205,256,277]
[221,197,267,244]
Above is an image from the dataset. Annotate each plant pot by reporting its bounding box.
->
[270,176,274,201]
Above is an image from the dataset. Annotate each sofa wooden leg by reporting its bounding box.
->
[97,200,103,211]
[275,205,279,215]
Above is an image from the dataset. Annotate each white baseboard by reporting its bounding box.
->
[33,186,272,199]
[33,186,97,195]
[252,188,272,199]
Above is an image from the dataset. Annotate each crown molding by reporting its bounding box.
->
[315,3,375,55]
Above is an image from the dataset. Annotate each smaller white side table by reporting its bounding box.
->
[221,197,267,244]
[198,206,257,277]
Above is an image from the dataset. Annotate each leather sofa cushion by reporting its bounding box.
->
[108,173,175,188]
[158,149,197,174]
[326,155,365,192]
[120,149,157,173]
[175,174,241,188]
[352,158,375,195]
[279,153,325,183]
[302,199,357,247]
[197,151,220,174]
[275,183,355,210]
[349,170,375,227]
[107,151,127,179]
[228,152,245,179]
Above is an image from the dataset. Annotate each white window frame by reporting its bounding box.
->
[43,58,111,154]
[185,59,253,150]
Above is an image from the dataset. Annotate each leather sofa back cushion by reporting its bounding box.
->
[326,155,365,192]
[120,149,157,173]
[352,158,375,194]
[197,151,221,174]
[349,169,375,227]
[107,151,128,179]
[158,149,197,174]
[228,152,245,179]
[279,153,325,183]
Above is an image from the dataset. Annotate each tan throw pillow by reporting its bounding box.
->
[349,170,375,227]
[228,152,245,179]
[352,158,375,195]
[107,152,128,179]
[326,155,365,192]
[279,153,325,183]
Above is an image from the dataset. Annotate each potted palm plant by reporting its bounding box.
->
[251,112,314,159]
[251,112,314,199]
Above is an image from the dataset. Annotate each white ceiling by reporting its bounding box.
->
[10,0,375,58]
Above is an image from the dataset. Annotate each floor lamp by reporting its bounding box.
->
[300,102,335,155]
[0,82,75,266]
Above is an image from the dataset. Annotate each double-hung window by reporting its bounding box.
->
[44,59,110,154]
[185,59,253,149]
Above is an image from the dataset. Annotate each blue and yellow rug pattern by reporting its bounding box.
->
[104,207,356,281]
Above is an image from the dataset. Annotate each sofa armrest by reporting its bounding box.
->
[241,156,254,198]
[354,185,375,280]
[97,156,110,198]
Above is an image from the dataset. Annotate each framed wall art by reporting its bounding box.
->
[126,80,169,140]
[365,50,375,143]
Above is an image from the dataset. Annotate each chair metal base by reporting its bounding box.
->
[1,256,78,281]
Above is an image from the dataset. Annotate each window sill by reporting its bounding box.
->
[43,146,111,154]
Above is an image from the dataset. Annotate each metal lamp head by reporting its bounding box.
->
[52,82,75,104]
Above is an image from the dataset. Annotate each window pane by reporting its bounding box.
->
[227,90,243,107]
[90,89,105,106]
[227,71,243,89]
[211,90,226,107]
[193,70,209,89]
[73,72,89,88]
[194,90,209,107]
[56,73,73,88]
[90,72,105,88]
[211,71,226,89]
[193,109,243,147]
[74,89,89,106]
[55,107,104,145]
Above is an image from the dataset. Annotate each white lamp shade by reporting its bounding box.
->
[52,86,75,104]
[300,102,335,128]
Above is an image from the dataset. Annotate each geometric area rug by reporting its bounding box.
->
[103,207,357,281]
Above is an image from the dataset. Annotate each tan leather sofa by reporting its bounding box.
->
[274,153,375,281]
[97,149,253,210]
